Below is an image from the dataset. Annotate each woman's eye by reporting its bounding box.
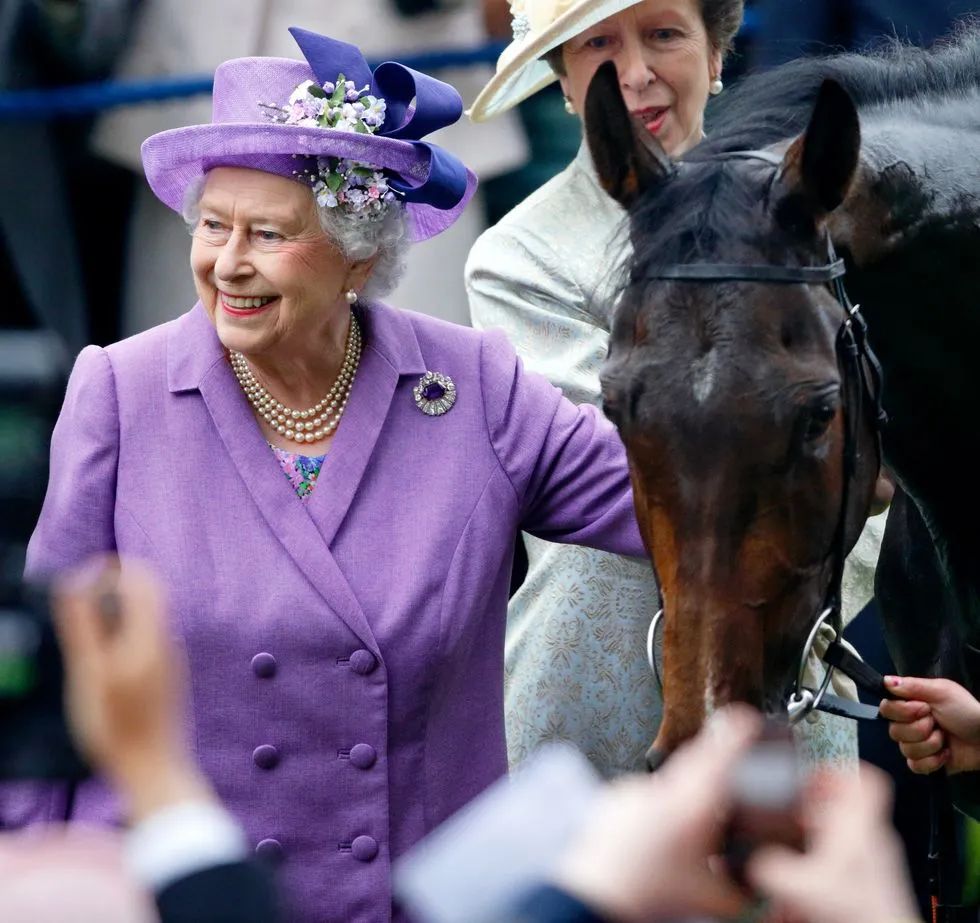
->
[256,230,283,242]
[201,218,223,232]
[585,35,612,50]
[651,28,681,41]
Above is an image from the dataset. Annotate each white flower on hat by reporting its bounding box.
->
[288,80,318,105]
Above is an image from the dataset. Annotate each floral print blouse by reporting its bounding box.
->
[270,444,326,500]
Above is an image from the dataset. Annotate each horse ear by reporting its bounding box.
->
[777,79,860,222]
[585,61,673,208]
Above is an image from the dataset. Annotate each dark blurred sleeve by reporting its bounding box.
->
[155,861,280,923]
[509,884,607,923]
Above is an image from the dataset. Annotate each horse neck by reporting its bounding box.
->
[835,99,980,633]
[858,92,980,211]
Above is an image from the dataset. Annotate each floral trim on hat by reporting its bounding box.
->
[509,0,531,41]
[261,74,398,219]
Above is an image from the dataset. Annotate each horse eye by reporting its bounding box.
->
[802,400,837,442]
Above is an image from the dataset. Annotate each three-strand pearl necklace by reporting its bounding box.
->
[230,314,362,445]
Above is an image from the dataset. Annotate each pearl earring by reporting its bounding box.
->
[563,96,576,115]
[345,290,358,304]
[709,77,724,96]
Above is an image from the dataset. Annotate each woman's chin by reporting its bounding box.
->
[215,316,270,356]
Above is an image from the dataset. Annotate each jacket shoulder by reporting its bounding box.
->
[102,315,177,369]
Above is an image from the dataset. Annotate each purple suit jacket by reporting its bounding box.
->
[20,302,644,922]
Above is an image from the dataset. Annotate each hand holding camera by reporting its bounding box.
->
[553,706,765,922]
[747,764,919,923]
[553,708,919,923]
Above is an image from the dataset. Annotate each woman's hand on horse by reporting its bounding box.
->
[880,675,980,775]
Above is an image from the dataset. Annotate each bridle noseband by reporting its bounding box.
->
[641,149,887,725]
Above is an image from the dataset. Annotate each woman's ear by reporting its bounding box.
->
[345,257,378,296]
[558,74,572,106]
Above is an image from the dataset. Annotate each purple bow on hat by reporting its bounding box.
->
[289,28,468,210]
[140,27,477,242]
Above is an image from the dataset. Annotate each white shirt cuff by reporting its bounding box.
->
[125,800,247,893]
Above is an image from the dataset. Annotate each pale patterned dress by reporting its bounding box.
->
[466,142,886,778]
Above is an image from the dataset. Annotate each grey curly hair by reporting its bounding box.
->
[182,176,409,299]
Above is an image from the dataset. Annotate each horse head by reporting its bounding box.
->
[586,63,881,756]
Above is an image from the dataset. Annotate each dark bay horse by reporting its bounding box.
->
[583,31,980,772]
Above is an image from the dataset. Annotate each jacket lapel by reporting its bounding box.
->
[303,303,425,547]
[167,304,415,656]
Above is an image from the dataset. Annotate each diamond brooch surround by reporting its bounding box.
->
[413,371,456,416]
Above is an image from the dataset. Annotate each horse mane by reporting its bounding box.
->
[701,22,980,155]
[621,25,980,287]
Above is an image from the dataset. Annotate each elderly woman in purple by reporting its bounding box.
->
[15,27,643,923]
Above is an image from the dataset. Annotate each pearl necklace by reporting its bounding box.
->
[230,315,362,445]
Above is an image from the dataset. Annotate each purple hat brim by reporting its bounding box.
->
[140,122,477,243]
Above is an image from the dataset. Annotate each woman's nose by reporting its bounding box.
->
[214,230,254,280]
[617,36,655,94]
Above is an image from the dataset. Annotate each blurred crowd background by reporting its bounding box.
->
[2,0,979,914]
[2,0,978,350]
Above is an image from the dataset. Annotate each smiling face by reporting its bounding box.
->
[560,0,721,156]
[190,167,369,361]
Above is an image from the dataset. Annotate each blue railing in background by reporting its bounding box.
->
[0,9,759,120]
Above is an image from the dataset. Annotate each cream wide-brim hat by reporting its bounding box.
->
[468,0,646,121]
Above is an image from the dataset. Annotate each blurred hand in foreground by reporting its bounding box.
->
[747,764,920,923]
[554,705,762,922]
[53,558,213,823]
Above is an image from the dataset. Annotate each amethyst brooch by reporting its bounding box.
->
[413,371,456,416]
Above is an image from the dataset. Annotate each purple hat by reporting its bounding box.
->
[141,28,477,242]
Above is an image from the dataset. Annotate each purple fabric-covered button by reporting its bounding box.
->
[349,649,378,675]
[349,743,377,770]
[421,381,445,401]
[351,835,378,862]
[251,652,277,678]
[255,838,284,863]
[253,744,280,770]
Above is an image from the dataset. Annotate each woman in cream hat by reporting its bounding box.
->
[466,0,887,777]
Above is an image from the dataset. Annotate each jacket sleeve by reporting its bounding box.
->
[480,329,645,559]
[155,862,280,923]
[25,344,120,580]
[467,223,610,408]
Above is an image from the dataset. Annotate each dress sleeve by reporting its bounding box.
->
[25,345,120,580]
[479,329,645,558]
